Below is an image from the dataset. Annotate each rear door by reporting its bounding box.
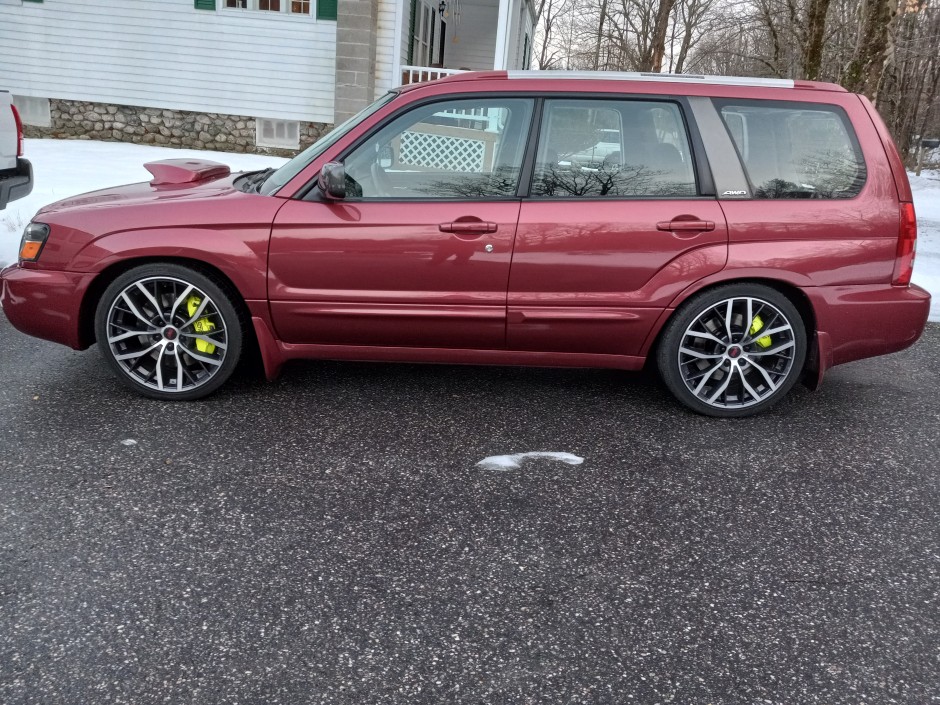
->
[508,97,728,356]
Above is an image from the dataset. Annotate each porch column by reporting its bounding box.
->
[493,0,512,69]
[334,0,379,124]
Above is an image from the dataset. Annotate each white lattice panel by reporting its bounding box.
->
[400,131,485,172]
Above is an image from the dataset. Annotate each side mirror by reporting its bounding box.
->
[318,161,346,199]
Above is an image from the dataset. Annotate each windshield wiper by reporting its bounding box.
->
[243,168,276,193]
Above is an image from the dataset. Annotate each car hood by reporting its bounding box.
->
[37,166,242,218]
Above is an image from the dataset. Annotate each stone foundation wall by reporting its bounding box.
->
[23,99,332,157]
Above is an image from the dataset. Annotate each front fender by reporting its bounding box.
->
[69,227,270,300]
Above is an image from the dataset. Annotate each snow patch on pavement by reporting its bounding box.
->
[476,452,585,471]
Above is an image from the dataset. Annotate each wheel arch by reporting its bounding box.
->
[79,256,255,349]
[642,277,819,371]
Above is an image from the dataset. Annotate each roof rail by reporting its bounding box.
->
[502,70,844,91]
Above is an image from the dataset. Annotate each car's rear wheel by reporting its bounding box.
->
[657,284,807,417]
[94,264,243,400]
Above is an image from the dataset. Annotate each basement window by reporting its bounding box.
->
[12,96,51,127]
[256,118,300,149]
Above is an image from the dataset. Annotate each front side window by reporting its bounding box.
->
[259,92,398,196]
[532,99,697,198]
[717,100,866,199]
[343,98,534,199]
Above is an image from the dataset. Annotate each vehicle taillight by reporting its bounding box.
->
[892,202,917,286]
[11,103,24,157]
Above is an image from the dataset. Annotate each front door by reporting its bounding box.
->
[268,97,535,349]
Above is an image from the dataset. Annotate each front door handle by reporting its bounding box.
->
[439,221,498,235]
[657,219,716,232]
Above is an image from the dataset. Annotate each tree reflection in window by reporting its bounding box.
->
[532,99,698,199]
[719,102,866,199]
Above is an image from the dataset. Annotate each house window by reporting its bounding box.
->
[222,0,313,13]
[12,96,51,128]
[256,118,300,149]
[411,1,439,66]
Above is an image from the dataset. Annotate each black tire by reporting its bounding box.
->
[94,263,244,401]
[656,283,807,417]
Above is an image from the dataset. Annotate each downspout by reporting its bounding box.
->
[493,0,512,69]
[392,0,408,85]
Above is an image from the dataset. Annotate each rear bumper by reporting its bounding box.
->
[0,264,94,349]
[0,158,33,210]
[809,283,931,373]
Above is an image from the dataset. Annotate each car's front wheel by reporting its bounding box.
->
[94,264,244,400]
[657,284,807,417]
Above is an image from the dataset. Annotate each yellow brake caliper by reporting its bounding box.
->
[750,314,772,349]
[186,296,217,354]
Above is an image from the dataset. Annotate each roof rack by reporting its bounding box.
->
[508,70,798,88]
[502,70,845,91]
[420,70,845,92]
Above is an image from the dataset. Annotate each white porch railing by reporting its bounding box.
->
[400,65,466,86]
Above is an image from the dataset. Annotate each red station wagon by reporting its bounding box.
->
[0,71,930,416]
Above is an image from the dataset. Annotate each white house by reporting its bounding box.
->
[0,0,535,153]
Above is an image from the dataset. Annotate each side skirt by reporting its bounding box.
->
[250,316,645,382]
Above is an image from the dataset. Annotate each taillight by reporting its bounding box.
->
[11,103,24,157]
[892,202,917,286]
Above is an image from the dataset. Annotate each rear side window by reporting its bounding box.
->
[716,100,866,199]
[531,99,697,198]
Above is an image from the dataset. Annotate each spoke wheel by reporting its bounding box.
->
[658,285,806,417]
[96,265,243,400]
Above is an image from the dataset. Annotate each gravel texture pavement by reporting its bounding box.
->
[1,314,938,704]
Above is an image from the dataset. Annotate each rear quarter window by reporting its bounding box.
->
[715,99,866,199]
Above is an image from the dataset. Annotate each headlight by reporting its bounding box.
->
[19,222,50,262]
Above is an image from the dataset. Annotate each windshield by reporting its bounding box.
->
[259,92,398,196]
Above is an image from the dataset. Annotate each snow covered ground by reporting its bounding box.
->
[909,170,940,321]
[1,138,938,321]
[0,139,286,268]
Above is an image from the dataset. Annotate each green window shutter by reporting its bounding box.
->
[317,0,337,20]
[194,0,216,10]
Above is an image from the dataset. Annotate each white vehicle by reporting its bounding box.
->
[0,91,32,210]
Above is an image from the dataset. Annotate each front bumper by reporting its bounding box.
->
[0,264,95,349]
[0,158,33,210]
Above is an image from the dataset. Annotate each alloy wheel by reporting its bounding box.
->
[104,276,229,394]
[677,296,797,410]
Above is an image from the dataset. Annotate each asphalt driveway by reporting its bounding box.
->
[1,314,938,704]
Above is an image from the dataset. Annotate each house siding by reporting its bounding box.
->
[0,0,337,123]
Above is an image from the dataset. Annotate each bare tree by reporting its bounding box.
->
[842,0,901,96]
[534,0,575,69]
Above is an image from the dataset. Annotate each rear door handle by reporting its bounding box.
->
[656,220,716,232]
[438,222,498,235]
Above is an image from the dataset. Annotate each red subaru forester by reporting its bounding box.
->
[0,71,930,417]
